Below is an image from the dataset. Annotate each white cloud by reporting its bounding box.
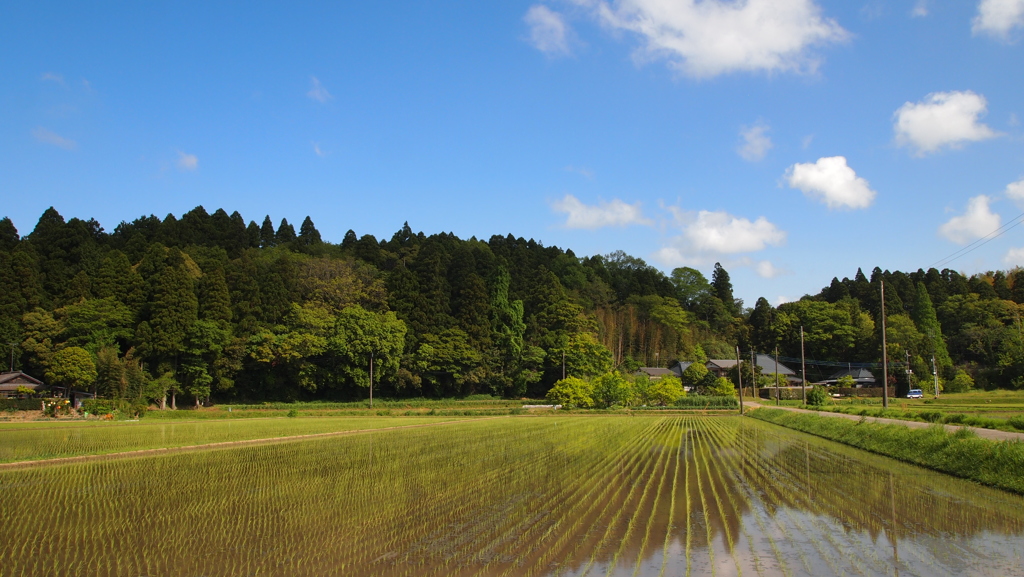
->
[313,142,327,157]
[525,5,572,56]
[785,156,876,210]
[31,127,76,150]
[176,151,198,171]
[939,195,1000,244]
[1004,178,1024,206]
[973,0,1024,38]
[912,0,929,17]
[40,72,65,85]
[552,194,652,228]
[593,0,848,78]
[737,122,773,162]
[307,76,332,103]
[894,91,999,155]
[755,260,785,278]
[801,134,814,149]
[654,208,786,266]
[775,295,792,306]
[1004,247,1024,266]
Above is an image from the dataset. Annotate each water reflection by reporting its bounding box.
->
[0,417,1021,576]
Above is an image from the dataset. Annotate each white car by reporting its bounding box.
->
[907,389,923,399]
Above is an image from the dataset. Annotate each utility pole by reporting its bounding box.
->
[800,326,807,405]
[562,350,566,380]
[7,342,15,373]
[881,280,889,409]
[369,351,374,409]
[751,350,757,401]
[932,355,939,399]
[736,346,744,414]
[906,350,913,396]
[774,346,780,406]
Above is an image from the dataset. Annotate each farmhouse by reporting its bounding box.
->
[821,367,876,387]
[706,354,802,384]
[0,371,47,398]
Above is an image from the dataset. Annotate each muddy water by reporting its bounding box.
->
[0,416,1021,576]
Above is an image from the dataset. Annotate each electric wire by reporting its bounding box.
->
[930,210,1024,269]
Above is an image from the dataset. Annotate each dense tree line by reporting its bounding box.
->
[1,206,1021,406]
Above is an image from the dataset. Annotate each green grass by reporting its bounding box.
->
[748,407,1024,495]
[0,415,476,463]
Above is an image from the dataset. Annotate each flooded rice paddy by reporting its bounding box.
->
[0,416,1022,576]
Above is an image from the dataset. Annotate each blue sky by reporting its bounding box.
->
[2,0,1023,307]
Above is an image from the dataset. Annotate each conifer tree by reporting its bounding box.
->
[260,216,276,248]
[276,218,296,244]
[298,216,322,245]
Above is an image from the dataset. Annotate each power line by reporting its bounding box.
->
[931,210,1024,269]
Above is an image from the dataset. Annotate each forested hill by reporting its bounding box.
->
[0,206,1021,404]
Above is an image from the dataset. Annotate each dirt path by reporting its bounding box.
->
[746,402,1024,442]
[0,416,503,471]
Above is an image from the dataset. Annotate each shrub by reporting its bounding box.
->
[545,377,594,409]
[806,385,830,406]
[648,375,685,406]
[591,372,633,408]
[1008,416,1024,431]
[706,377,736,398]
[945,369,974,393]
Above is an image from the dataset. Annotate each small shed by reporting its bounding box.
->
[0,372,47,398]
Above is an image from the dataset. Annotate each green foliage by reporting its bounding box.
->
[946,369,974,393]
[545,376,593,408]
[591,372,633,408]
[647,375,685,406]
[706,377,736,397]
[835,375,856,388]
[806,385,830,406]
[680,362,709,389]
[45,346,97,391]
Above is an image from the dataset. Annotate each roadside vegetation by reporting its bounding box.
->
[748,408,1024,495]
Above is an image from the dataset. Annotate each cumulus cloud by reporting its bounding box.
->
[939,195,1000,244]
[176,151,198,171]
[973,0,1024,38]
[1004,247,1024,266]
[1005,178,1024,206]
[654,208,786,266]
[32,127,76,150]
[525,5,572,55]
[551,194,652,228]
[593,0,848,78]
[784,156,876,210]
[307,76,332,103]
[755,260,785,278]
[737,122,773,162]
[894,91,999,155]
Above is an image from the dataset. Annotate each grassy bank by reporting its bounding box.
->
[747,408,1024,495]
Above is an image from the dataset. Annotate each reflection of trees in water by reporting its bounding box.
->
[1,417,1023,577]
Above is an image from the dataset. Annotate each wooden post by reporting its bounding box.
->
[736,346,744,414]
[800,326,807,405]
[881,280,889,409]
[774,347,780,406]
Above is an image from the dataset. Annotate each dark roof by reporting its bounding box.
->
[638,367,677,378]
[826,367,876,383]
[0,372,45,391]
[754,354,796,375]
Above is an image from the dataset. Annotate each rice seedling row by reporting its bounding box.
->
[3,416,1024,576]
